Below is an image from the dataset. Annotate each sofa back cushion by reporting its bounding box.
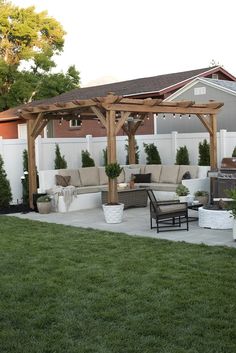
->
[124,167,140,182]
[59,169,81,187]
[177,165,198,183]
[144,165,162,182]
[98,167,108,185]
[159,165,180,184]
[79,167,99,186]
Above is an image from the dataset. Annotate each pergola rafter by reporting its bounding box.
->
[19,93,223,208]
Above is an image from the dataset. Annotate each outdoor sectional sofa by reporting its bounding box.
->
[38,164,210,213]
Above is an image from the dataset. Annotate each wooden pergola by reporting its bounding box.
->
[19,93,223,208]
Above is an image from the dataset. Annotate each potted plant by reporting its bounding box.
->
[176,185,190,203]
[226,189,236,240]
[102,162,124,223]
[194,190,209,206]
[36,195,51,214]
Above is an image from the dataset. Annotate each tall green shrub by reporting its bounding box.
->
[0,154,12,209]
[125,140,140,164]
[81,150,95,167]
[232,146,236,157]
[198,139,210,166]
[102,147,108,166]
[21,149,29,205]
[143,143,161,164]
[176,146,190,165]
[54,144,67,169]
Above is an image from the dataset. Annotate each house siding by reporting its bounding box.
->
[156,82,236,133]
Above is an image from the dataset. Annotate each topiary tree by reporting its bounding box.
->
[81,150,95,167]
[198,139,210,166]
[232,146,236,157]
[176,146,190,165]
[0,154,12,209]
[143,143,161,164]
[54,144,67,169]
[125,139,140,164]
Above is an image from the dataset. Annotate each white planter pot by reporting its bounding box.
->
[178,196,188,203]
[102,203,124,224]
[233,219,236,240]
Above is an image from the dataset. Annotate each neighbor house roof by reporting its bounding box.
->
[165,77,236,102]
[0,65,235,120]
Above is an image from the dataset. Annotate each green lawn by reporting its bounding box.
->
[0,216,236,353]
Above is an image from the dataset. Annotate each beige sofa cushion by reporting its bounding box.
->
[144,164,162,182]
[177,165,198,183]
[98,167,108,185]
[79,167,99,186]
[124,167,140,182]
[59,169,81,187]
[159,165,180,184]
[129,164,146,174]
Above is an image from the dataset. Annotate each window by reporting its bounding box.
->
[194,87,206,95]
[70,119,82,128]
[212,74,219,79]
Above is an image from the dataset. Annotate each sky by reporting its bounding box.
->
[12,0,236,87]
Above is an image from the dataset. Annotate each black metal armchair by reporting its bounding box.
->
[147,189,189,233]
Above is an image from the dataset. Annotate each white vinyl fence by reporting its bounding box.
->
[0,130,235,204]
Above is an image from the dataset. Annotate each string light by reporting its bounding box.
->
[173,113,176,118]
[179,114,182,119]
[163,114,166,120]
[188,114,191,119]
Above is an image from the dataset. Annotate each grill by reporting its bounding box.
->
[212,158,236,199]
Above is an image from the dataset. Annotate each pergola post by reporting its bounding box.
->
[27,119,37,209]
[107,110,118,204]
[127,121,136,164]
[209,113,217,170]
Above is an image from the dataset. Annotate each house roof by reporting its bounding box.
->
[28,65,233,107]
[0,65,234,120]
[165,77,236,102]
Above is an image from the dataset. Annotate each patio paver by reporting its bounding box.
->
[9,207,236,248]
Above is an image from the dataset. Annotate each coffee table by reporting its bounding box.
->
[101,187,148,209]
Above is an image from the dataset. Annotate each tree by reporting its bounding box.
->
[198,139,210,166]
[0,1,80,111]
[54,144,67,169]
[143,143,161,164]
[0,154,12,209]
[176,146,190,165]
[81,150,95,167]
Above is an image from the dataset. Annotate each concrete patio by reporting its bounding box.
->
[10,206,236,248]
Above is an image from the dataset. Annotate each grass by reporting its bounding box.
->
[0,216,236,353]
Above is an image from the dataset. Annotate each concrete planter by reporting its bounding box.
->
[102,203,124,223]
[37,201,51,214]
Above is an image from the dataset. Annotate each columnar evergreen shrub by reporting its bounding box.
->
[176,146,190,165]
[198,139,210,166]
[21,149,29,205]
[102,147,108,166]
[0,154,12,209]
[125,140,140,164]
[81,150,95,167]
[143,143,161,164]
[54,144,67,169]
[232,146,236,157]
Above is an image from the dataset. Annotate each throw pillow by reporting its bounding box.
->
[55,174,71,187]
[133,173,151,183]
[124,167,140,182]
[182,171,191,180]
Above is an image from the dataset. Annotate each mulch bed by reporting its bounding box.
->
[0,204,32,215]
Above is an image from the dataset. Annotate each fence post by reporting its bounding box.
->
[171,131,178,164]
[219,129,227,163]
[86,134,93,155]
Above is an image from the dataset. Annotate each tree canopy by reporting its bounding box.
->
[0,0,80,111]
